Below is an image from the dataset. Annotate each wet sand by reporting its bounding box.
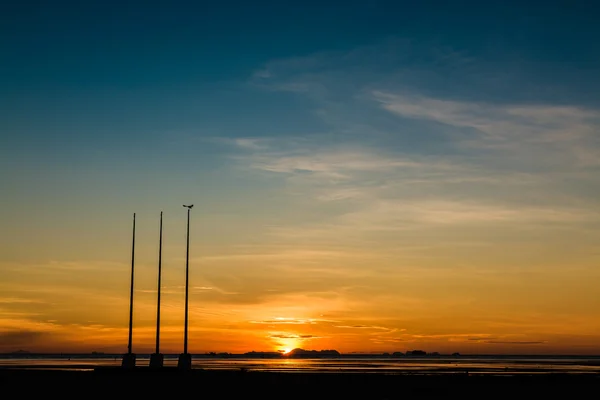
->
[1,367,598,399]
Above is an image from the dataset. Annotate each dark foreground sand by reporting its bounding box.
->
[1,368,598,399]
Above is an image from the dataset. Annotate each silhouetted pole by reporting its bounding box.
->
[150,211,164,368]
[122,213,136,368]
[184,207,190,353]
[156,211,163,353]
[178,204,193,369]
[128,213,135,352]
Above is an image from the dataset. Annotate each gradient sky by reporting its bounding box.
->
[1,0,599,355]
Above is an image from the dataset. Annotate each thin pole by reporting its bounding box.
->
[183,208,190,354]
[127,213,136,354]
[155,211,163,354]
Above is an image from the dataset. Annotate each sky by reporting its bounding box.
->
[1,0,599,355]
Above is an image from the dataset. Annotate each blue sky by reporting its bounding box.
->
[2,1,598,204]
[1,1,600,353]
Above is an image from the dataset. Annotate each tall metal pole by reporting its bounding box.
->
[183,207,190,354]
[150,211,164,368]
[127,212,136,354]
[178,204,193,369]
[155,211,163,354]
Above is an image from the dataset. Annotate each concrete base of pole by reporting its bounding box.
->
[177,353,192,370]
[121,353,136,368]
[149,353,164,368]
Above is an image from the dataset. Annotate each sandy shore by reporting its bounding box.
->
[1,367,599,398]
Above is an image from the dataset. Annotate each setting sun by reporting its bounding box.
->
[281,348,292,355]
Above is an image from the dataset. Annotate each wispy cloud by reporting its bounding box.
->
[192,286,240,295]
[226,39,600,253]
[336,199,600,227]
[373,91,600,166]
[368,332,545,345]
[268,333,322,340]
[230,137,271,150]
[334,325,394,331]
[195,249,366,262]
[226,136,462,180]
[251,317,330,325]
[369,337,406,343]
[0,297,43,304]
[247,150,449,179]
[486,341,546,345]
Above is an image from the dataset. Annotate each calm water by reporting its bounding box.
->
[2,356,600,374]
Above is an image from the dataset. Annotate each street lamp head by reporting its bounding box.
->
[183,204,194,209]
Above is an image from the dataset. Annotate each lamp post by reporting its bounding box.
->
[150,211,164,368]
[178,204,193,370]
[121,213,136,368]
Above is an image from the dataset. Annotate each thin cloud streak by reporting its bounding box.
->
[373,91,600,167]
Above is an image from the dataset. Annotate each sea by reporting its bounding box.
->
[1,354,600,374]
